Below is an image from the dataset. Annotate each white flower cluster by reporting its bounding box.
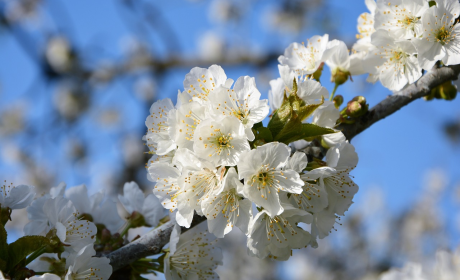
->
[145,63,359,262]
[278,0,460,91]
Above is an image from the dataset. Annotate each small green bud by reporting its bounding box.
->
[439,81,457,101]
[320,138,331,149]
[346,100,368,118]
[352,96,366,106]
[331,69,349,85]
[333,95,344,108]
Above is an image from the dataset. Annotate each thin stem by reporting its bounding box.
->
[329,83,339,101]
[120,221,132,238]
[24,246,47,267]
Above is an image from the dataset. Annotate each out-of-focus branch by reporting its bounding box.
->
[339,65,460,141]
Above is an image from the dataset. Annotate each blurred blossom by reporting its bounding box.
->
[424,168,448,194]
[97,109,120,126]
[1,141,22,164]
[90,61,117,86]
[45,36,75,74]
[0,102,26,136]
[4,0,42,26]
[209,0,241,23]
[198,31,225,61]
[122,134,145,167]
[134,75,156,102]
[120,36,152,69]
[65,139,86,161]
[266,8,304,33]
[53,83,88,121]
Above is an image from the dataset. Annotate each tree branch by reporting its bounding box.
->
[106,64,460,272]
[339,65,460,141]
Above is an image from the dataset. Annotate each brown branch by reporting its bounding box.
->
[107,214,206,271]
[339,65,460,141]
[106,64,460,272]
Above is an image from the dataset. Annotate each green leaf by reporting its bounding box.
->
[274,111,336,144]
[252,122,263,130]
[7,235,50,271]
[267,103,292,138]
[429,1,436,7]
[296,97,324,122]
[255,127,273,142]
[0,223,7,270]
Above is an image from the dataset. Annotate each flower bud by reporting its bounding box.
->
[333,95,344,108]
[346,100,368,118]
[439,81,457,101]
[331,69,349,85]
[351,96,366,106]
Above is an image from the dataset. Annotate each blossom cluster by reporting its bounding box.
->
[279,0,460,91]
[145,59,360,264]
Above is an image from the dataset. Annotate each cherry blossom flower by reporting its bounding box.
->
[237,142,304,217]
[208,76,269,141]
[279,34,329,76]
[247,203,311,260]
[201,167,253,238]
[164,223,222,280]
[0,182,35,210]
[412,0,460,69]
[193,116,250,166]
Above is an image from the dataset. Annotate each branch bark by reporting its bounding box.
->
[339,65,460,141]
[106,64,460,272]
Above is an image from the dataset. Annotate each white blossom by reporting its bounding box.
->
[302,142,359,216]
[324,40,366,79]
[412,0,460,70]
[209,76,269,141]
[370,29,422,91]
[118,181,163,227]
[202,167,253,238]
[237,142,304,217]
[278,34,329,76]
[28,274,61,280]
[24,196,96,253]
[65,245,112,280]
[65,184,123,233]
[173,148,225,227]
[247,203,311,261]
[144,98,176,156]
[374,0,429,39]
[268,65,328,112]
[285,152,328,213]
[182,65,233,104]
[193,116,250,166]
[0,183,35,210]
[165,223,222,280]
[149,162,182,211]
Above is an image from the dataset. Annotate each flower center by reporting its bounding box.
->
[435,25,452,45]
